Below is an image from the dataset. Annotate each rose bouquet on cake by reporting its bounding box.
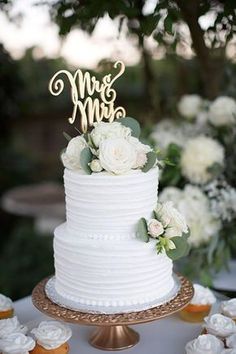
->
[136,201,190,261]
[150,94,236,284]
[61,118,159,175]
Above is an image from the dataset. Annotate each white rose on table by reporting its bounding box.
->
[178,94,203,119]
[226,333,236,349]
[148,219,164,238]
[31,321,72,350]
[185,334,223,354]
[203,314,236,338]
[61,136,87,170]
[156,201,188,236]
[0,317,28,338]
[90,159,103,173]
[0,294,12,311]
[209,96,236,127]
[91,122,131,147]
[0,333,35,354]
[181,135,224,184]
[221,299,236,318]
[99,138,136,175]
[128,136,152,168]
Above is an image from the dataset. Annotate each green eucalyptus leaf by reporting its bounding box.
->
[80,147,93,175]
[136,218,149,243]
[119,117,141,138]
[142,151,157,173]
[63,132,72,142]
[166,236,189,261]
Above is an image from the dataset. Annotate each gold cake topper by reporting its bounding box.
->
[49,61,126,133]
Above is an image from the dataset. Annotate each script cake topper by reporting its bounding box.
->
[49,61,126,133]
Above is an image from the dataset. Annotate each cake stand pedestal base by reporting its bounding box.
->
[32,274,193,351]
[89,325,139,350]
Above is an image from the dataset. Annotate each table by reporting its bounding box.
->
[15,296,203,354]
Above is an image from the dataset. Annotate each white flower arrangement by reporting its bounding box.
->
[136,201,189,260]
[177,94,203,119]
[209,96,236,127]
[181,135,225,185]
[61,118,157,175]
[159,185,221,248]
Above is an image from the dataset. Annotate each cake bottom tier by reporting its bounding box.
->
[53,224,176,312]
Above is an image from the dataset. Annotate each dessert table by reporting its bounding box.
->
[15,296,202,354]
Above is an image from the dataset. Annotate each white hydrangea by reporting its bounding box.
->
[90,122,131,147]
[159,185,221,247]
[151,119,187,151]
[181,135,224,184]
[178,94,203,119]
[209,96,236,127]
[204,179,236,222]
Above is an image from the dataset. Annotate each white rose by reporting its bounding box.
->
[178,94,203,119]
[209,96,236,126]
[204,314,236,338]
[98,138,136,175]
[156,201,188,235]
[221,299,236,318]
[91,122,131,147]
[0,294,12,311]
[61,136,87,170]
[185,334,223,354]
[128,136,152,168]
[226,333,236,349]
[31,321,72,350]
[90,159,103,173]
[0,317,27,338]
[0,333,35,354]
[148,219,164,238]
[181,136,224,184]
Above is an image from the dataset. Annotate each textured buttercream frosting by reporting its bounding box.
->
[54,166,176,311]
[64,167,158,239]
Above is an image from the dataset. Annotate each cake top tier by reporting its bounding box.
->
[61,118,158,176]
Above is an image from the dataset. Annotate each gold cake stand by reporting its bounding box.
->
[32,274,193,351]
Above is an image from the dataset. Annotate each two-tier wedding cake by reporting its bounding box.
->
[47,62,189,314]
[47,119,189,314]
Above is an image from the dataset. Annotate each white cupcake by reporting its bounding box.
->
[0,316,27,338]
[0,295,13,320]
[180,284,216,323]
[226,333,236,348]
[221,299,236,321]
[203,314,236,339]
[0,332,35,354]
[31,321,72,354]
[185,334,224,354]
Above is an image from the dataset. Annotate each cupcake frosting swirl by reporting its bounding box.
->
[31,321,72,350]
[221,299,236,318]
[191,284,216,305]
[226,333,236,349]
[0,332,35,354]
[204,314,236,338]
[0,317,28,338]
[185,334,224,354]
[0,295,12,312]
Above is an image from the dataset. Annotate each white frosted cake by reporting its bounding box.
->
[50,119,189,313]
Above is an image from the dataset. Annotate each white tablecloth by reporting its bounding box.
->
[15,296,202,354]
